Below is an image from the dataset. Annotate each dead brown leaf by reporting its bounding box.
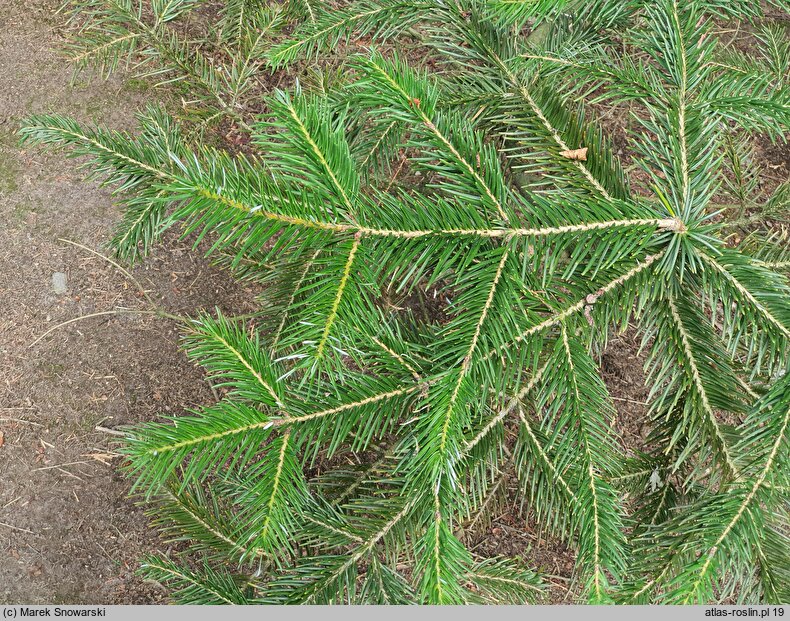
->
[82,451,120,466]
[559,147,588,161]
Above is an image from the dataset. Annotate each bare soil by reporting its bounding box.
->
[0,0,257,603]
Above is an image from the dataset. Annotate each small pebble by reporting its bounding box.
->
[51,272,68,295]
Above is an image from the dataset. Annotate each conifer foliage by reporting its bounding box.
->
[20,0,790,604]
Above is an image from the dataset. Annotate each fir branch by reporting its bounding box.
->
[665,294,740,479]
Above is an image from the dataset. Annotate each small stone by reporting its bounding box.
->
[51,272,68,295]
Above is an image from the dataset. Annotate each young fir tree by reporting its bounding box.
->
[20,0,790,604]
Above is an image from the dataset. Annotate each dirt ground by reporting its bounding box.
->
[0,0,259,603]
